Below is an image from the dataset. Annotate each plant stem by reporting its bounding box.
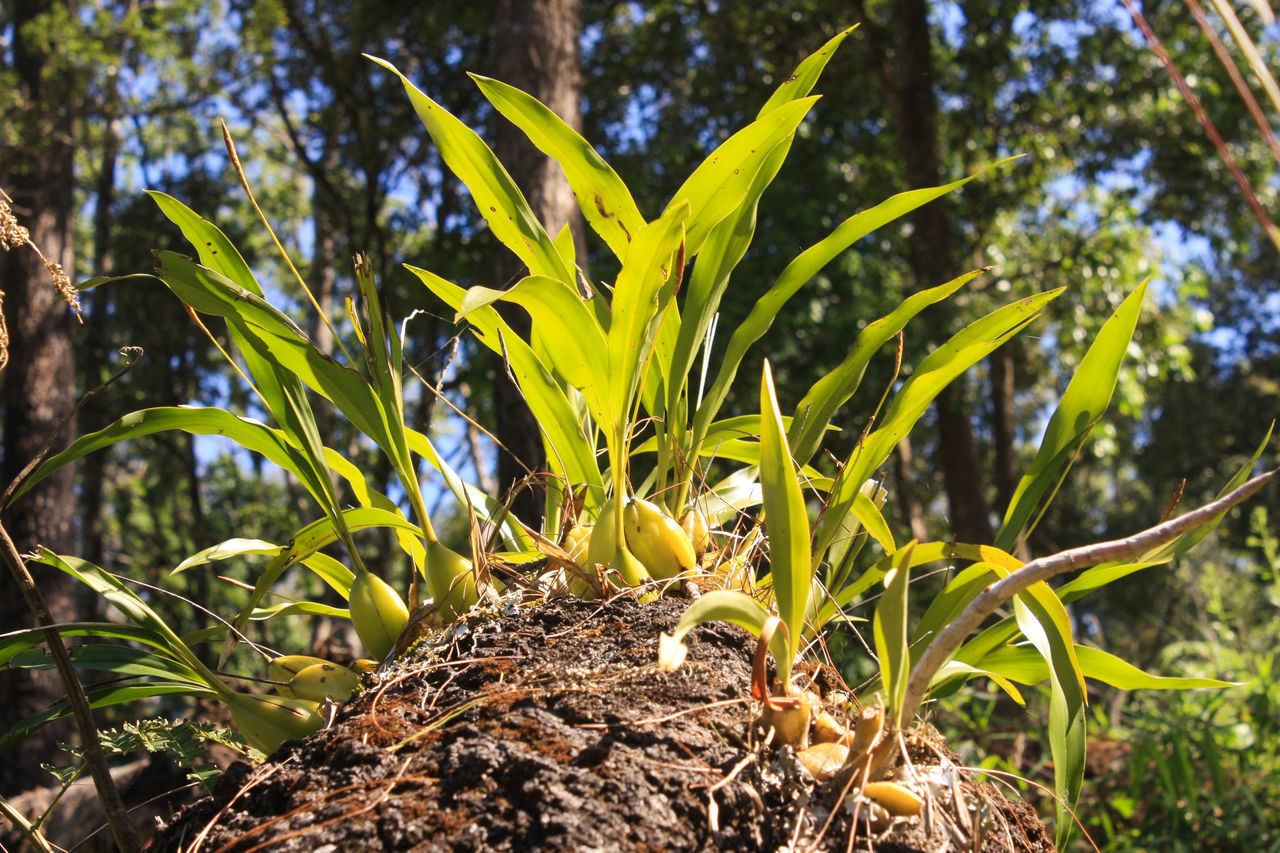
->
[901,468,1277,724]
[0,523,141,853]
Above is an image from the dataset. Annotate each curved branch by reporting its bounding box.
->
[901,468,1277,723]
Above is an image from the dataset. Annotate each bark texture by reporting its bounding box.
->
[491,0,585,526]
[856,0,995,546]
[0,0,82,798]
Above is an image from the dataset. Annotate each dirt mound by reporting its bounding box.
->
[152,597,1054,852]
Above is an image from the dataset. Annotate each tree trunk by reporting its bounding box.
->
[857,0,994,545]
[491,0,585,526]
[990,344,1019,515]
[0,0,81,797]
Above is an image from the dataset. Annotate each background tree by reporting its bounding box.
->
[1,0,86,796]
[490,0,586,525]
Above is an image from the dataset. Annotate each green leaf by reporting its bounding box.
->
[0,681,218,756]
[0,623,176,668]
[249,601,350,620]
[756,26,856,117]
[790,271,983,464]
[1013,593,1086,848]
[666,97,818,257]
[11,407,308,506]
[930,659,1026,706]
[172,539,356,598]
[607,202,690,428]
[459,276,610,424]
[759,361,811,686]
[697,163,1015,443]
[10,644,208,686]
[875,544,915,728]
[410,265,602,498]
[27,551,230,698]
[913,562,1010,653]
[658,28,854,422]
[371,56,573,286]
[470,74,645,261]
[995,282,1148,551]
[814,289,1062,559]
[976,645,1237,690]
[659,589,785,672]
[173,538,282,573]
[146,191,261,295]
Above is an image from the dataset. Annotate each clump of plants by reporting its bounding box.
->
[1,26,1273,851]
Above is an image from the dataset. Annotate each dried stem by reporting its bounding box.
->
[901,468,1276,723]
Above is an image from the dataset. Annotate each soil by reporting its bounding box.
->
[150,596,1056,852]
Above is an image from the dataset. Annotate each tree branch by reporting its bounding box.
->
[901,468,1277,723]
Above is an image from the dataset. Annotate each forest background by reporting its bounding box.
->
[2,0,1279,849]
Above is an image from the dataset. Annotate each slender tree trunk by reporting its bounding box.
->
[857,0,994,545]
[893,437,929,542]
[80,112,121,572]
[491,0,585,526]
[0,0,80,797]
[990,345,1019,514]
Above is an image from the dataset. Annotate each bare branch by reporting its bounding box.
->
[901,468,1277,722]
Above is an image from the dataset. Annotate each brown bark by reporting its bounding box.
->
[990,344,1019,514]
[0,0,81,796]
[893,437,929,542]
[491,0,586,526]
[855,0,994,545]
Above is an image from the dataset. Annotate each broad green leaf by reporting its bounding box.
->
[172,540,355,598]
[666,97,818,256]
[147,192,261,295]
[10,644,207,685]
[30,551,228,697]
[996,282,1148,551]
[759,361,811,686]
[662,29,854,414]
[698,467,764,525]
[144,194,294,428]
[875,544,915,728]
[756,26,856,117]
[156,253,393,449]
[249,601,350,620]
[913,562,1010,654]
[0,681,219,756]
[173,539,281,573]
[977,645,1236,690]
[0,623,176,667]
[458,276,610,423]
[659,589,784,672]
[371,57,573,286]
[238,507,421,605]
[931,659,1025,706]
[471,74,645,260]
[697,163,1016,444]
[1013,593,1086,847]
[607,203,690,426]
[12,407,308,506]
[790,271,983,464]
[814,289,1062,559]
[410,265,602,497]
